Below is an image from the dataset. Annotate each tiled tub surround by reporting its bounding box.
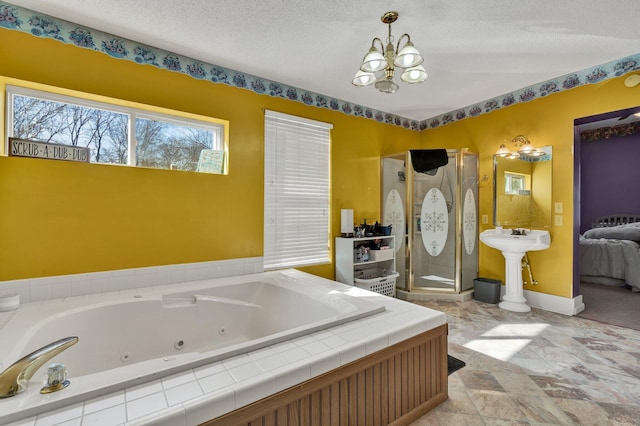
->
[0,268,447,425]
[0,257,265,307]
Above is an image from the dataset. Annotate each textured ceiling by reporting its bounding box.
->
[6,0,640,121]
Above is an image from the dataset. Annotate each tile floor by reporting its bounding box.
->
[408,299,640,426]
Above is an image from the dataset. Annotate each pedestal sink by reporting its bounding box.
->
[480,229,551,312]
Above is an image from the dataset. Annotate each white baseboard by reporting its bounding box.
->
[397,286,586,316]
[523,289,585,316]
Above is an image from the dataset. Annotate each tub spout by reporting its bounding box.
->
[0,336,78,398]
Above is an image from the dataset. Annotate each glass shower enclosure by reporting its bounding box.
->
[382,149,478,295]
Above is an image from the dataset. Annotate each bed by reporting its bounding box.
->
[579,214,640,292]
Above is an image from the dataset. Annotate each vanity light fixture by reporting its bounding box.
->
[352,11,428,94]
[495,144,512,157]
[496,135,543,158]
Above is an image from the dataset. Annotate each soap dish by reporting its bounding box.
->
[0,294,20,311]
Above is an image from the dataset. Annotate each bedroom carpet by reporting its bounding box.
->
[578,281,639,331]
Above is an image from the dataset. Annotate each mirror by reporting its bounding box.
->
[494,146,552,228]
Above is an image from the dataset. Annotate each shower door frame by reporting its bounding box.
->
[382,149,478,294]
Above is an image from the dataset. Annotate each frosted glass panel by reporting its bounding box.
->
[411,159,456,290]
[420,188,449,257]
[463,188,477,255]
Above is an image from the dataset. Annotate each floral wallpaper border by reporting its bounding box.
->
[1,2,639,132]
[581,121,640,142]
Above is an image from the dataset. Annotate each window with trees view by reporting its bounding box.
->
[504,172,529,195]
[7,85,226,173]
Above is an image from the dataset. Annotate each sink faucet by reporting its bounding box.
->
[0,336,78,398]
[511,228,527,236]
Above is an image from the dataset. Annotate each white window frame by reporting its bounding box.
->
[264,110,332,270]
[504,172,529,195]
[5,84,225,172]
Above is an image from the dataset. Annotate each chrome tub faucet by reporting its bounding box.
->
[0,336,78,398]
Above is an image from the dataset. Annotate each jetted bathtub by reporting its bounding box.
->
[0,270,385,421]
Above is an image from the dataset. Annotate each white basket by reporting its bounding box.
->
[354,271,399,297]
[370,248,393,261]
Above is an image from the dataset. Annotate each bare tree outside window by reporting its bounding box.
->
[13,96,66,142]
[9,89,222,173]
[62,104,94,147]
[105,114,129,164]
[13,95,128,163]
[136,118,214,171]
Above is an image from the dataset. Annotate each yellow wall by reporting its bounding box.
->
[420,79,640,297]
[1,28,639,301]
[0,28,420,281]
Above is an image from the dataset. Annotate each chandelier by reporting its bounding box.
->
[352,11,428,94]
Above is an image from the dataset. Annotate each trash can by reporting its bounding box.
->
[473,277,502,304]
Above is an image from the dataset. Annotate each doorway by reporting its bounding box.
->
[573,105,640,328]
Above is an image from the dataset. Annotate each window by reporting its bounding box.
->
[504,172,530,195]
[6,85,226,173]
[264,110,332,270]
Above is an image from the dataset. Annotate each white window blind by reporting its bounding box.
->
[264,110,332,270]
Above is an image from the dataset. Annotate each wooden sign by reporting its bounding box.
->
[8,138,90,163]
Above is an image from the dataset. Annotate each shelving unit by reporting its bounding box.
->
[335,236,397,296]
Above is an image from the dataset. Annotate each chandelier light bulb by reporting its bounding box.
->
[401,65,428,84]
[352,70,377,87]
[360,47,386,73]
[395,41,423,68]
